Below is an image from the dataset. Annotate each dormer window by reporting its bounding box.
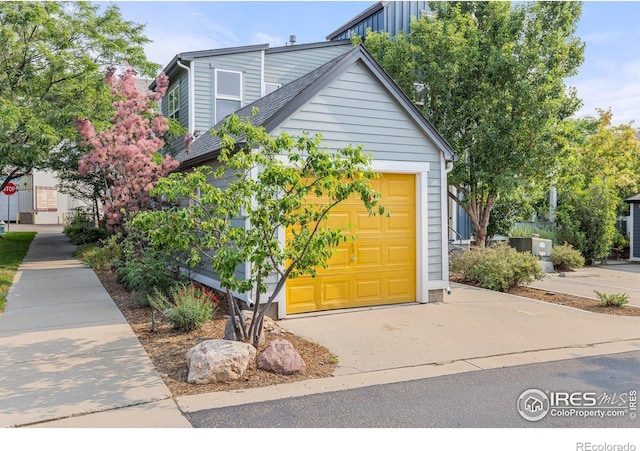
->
[168,85,180,121]
[215,69,242,123]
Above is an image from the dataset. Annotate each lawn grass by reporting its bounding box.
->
[0,232,36,312]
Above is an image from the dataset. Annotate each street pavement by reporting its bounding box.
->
[187,351,640,428]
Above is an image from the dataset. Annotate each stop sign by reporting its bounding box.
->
[2,183,17,195]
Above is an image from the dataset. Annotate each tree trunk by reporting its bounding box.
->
[450,190,495,247]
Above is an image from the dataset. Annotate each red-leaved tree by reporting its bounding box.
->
[76,67,179,231]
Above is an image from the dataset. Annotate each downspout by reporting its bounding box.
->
[176,58,195,136]
[445,160,454,295]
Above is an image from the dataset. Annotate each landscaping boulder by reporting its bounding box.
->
[257,338,306,375]
[185,339,256,384]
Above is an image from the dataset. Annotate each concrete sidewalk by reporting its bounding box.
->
[530,263,640,308]
[0,230,191,428]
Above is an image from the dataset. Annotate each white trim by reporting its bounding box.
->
[167,85,180,120]
[371,160,429,174]
[280,159,433,317]
[440,154,450,287]
[260,50,265,97]
[417,170,429,303]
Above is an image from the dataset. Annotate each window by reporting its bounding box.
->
[215,69,242,123]
[168,85,180,121]
[264,82,280,95]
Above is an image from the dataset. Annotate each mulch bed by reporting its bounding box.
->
[95,270,337,398]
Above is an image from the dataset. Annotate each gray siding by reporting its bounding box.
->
[264,45,351,87]
[273,61,444,283]
[193,50,263,132]
[162,69,189,156]
[188,160,248,284]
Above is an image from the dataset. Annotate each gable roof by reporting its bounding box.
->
[177,44,456,168]
[152,40,351,89]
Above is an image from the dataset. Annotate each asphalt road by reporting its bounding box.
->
[188,351,640,428]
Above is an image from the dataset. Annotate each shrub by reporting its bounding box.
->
[594,290,629,308]
[115,230,185,306]
[63,223,108,245]
[550,243,585,272]
[148,284,220,331]
[450,242,545,292]
[509,223,557,242]
[77,234,123,271]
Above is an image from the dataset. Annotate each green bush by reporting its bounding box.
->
[450,242,545,292]
[115,230,185,305]
[148,284,219,331]
[77,234,123,271]
[594,290,629,308]
[63,223,108,245]
[550,243,585,272]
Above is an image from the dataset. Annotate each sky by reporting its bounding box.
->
[106,0,640,127]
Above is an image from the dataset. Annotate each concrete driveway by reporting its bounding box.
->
[177,282,640,413]
[530,262,640,307]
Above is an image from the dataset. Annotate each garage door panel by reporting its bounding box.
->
[387,275,414,297]
[355,213,380,231]
[287,285,318,314]
[286,173,416,314]
[387,245,415,266]
[325,212,351,229]
[325,248,350,269]
[357,246,382,266]
[356,280,381,299]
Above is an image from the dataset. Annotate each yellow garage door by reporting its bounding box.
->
[286,173,416,314]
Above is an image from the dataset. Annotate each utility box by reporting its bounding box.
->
[508,237,552,259]
[531,237,552,258]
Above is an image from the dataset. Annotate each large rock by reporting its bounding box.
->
[257,338,306,375]
[185,339,256,384]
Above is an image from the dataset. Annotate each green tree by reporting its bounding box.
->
[556,109,640,263]
[0,1,159,192]
[132,114,383,346]
[359,1,584,245]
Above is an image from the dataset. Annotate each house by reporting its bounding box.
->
[1,169,88,225]
[326,1,432,41]
[625,194,640,261]
[327,1,473,246]
[156,41,455,318]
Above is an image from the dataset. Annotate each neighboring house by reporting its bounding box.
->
[1,170,88,225]
[155,41,455,318]
[625,194,640,261]
[327,1,474,245]
[326,1,431,41]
